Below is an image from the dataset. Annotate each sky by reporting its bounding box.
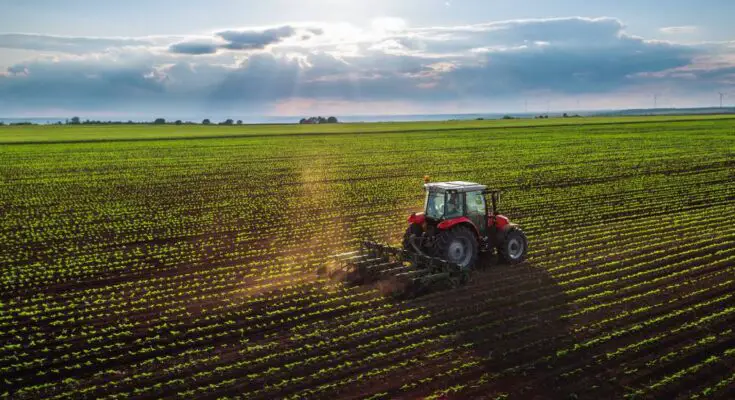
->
[1,0,735,118]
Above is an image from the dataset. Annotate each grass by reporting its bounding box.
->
[1,113,735,143]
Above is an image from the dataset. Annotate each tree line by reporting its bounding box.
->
[299,116,339,124]
[1,116,343,126]
[62,117,247,125]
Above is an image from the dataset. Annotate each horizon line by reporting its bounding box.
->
[3,105,735,121]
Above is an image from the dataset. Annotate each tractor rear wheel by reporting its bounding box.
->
[435,226,478,268]
[499,228,528,264]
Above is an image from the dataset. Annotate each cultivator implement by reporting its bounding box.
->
[320,240,470,298]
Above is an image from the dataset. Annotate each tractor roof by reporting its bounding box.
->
[424,181,487,193]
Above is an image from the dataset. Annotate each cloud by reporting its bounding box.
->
[660,26,698,35]
[169,25,323,55]
[397,17,628,54]
[442,36,699,95]
[1,16,734,116]
[168,41,219,55]
[0,33,155,53]
[217,26,296,50]
[3,64,29,77]
[371,17,408,33]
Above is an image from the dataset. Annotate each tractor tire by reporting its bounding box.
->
[435,225,479,268]
[498,228,528,264]
[402,223,424,253]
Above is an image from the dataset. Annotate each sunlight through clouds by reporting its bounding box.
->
[1,15,734,115]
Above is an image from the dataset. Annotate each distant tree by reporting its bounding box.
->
[563,113,569,118]
[175,120,183,125]
[327,116,338,123]
[70,116,81,125]
[299,118,306,124]
[502,115,514,119]
[153,118,166,124]
[202,119,211,125]
[318,116,327,124]
[221,119,234,125]
[236,120,243,125]
[0,121,4,126]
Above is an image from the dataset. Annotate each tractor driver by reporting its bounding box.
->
[446,192,461,217]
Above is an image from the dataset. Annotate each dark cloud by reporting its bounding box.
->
[168,25,322,55]
[6,64,29,75]
[438,38,699,96]
[169,41,219,55]
[1,61,162,99]
[217,26,296,50]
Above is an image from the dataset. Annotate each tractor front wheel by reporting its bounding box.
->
[499,228,528,264]
[435,226,478,268]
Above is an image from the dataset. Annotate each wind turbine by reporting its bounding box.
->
[653,93,660,109]
[719,92,726,108]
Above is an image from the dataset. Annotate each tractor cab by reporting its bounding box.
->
[421,181,498,236]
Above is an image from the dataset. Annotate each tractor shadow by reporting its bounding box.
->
[411,254,575,399]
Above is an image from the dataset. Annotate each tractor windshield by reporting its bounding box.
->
[425,191,445,220]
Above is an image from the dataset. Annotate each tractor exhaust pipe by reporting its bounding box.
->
[491,191,498,214]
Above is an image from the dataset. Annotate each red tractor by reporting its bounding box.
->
[402,180,528,268]
[324,180,529,297]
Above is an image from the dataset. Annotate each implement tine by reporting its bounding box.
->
[325,238,472,297]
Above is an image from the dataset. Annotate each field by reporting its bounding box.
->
[1,116,734,399]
